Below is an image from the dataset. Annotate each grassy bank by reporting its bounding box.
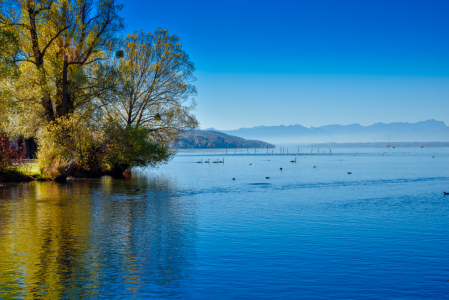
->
[0,162,50,181]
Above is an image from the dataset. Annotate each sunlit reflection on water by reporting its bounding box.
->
[0,176,197,299]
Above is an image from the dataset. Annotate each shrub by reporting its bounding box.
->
[0,133,25,174]
[103,122,172,177]
[37,115,107,179]
[37,144,71,179]
[37,115,82,180]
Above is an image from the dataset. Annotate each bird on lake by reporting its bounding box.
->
[249,163,252,165]
[280,168,282,170]
[313,166,316,168]
[444,191,449,195]
[347,172,352,175]
[232,178,235,180]
[135,189,140,191]
[290,158,297,163]
[266,177,270,179]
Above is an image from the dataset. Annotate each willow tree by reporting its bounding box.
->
[102,29,199,145]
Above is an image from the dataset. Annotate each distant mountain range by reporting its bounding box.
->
[172,130,274,149]
[209,120,449,144]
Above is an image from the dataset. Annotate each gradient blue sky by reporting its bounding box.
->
[121,0,449,130]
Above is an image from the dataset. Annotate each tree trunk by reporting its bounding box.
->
[27,4,55,122]
[61,56,69,116]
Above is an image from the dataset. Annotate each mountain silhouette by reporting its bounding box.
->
[214,120,449,144]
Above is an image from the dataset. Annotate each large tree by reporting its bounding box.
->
[101,29,199,145]
[0,0,124,124]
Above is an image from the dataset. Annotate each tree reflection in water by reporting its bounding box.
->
[0,175,197,299]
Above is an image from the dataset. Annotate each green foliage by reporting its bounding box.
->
[0,29,19,80]
[101,29,199,144]
[37,114,100,179]
[1,2,197,181]
[103,122,172,176]
[37,149,70,180]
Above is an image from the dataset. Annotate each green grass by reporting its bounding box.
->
[17,163,40,176]
[0,163,50,180]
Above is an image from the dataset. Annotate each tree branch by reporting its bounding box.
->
[41,26,70,57]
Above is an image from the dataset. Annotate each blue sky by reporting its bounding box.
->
[121,0,449,130]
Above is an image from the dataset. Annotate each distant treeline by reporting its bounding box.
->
[172,130,274,149]
[298,142,449,148]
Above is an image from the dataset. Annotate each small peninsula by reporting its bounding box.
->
[172,130,274,149]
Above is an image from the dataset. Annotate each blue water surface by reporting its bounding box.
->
[0,148,448,299]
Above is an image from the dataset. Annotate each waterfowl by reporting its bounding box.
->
[347,172,352,175]
[444,191,449,195]
[232,178,235,180]
[313,166,316,168]
[280,168,282,170]
[266,177,270,179]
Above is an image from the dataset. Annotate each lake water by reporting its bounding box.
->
[1,148,448,299]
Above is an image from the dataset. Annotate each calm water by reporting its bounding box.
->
[1,148,448,299]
